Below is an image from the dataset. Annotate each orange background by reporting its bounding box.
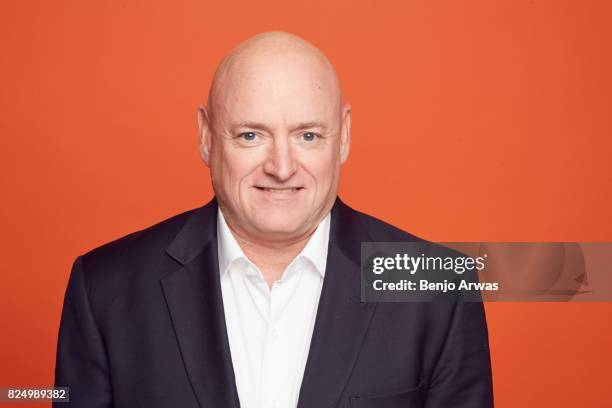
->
[1,0,611,406]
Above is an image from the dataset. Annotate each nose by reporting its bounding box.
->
[263,136,298,181]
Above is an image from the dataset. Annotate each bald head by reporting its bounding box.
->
[207,31,343,120]
[198,31,351,246]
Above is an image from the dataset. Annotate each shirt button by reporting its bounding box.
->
[271,328,279,339]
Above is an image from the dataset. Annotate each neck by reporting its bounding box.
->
[225,222,319,289]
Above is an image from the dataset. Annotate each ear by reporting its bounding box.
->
[340,103,351,164]
[197,105,212,167]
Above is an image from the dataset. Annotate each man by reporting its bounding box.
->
[54,32,493,407]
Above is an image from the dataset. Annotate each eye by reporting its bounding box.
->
[302,132,318,142]
[239,132,257,141]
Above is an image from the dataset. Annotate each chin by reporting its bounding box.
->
[253,211,308,235]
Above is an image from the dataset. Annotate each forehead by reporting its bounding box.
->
[213,51,341,127]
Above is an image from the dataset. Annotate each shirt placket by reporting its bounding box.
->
[259,267,299,408]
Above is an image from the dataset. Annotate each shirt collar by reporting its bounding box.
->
[216,208,331,279]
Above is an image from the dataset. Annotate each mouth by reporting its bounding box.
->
[254,186,304,193]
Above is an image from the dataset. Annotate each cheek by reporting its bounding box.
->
[218,149,262,189]
[302,150,340,186]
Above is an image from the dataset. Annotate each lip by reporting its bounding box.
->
[254,186,304,202]
[253,186,305,197]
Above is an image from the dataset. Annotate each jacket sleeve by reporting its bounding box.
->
[53,256,113,407]
[425,299,494,407]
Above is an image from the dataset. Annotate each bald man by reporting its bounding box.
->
[54,32,493,408]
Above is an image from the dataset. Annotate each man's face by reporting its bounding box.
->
[199,51,350,243]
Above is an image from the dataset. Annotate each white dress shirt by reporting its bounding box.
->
[217,209,331,408]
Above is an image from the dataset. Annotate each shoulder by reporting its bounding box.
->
[337,199,425,243]
[349,205,465,259]
[77,206,200,285]
[330,198,427,263]
[336,199,469,270]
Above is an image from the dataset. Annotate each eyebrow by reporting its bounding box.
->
[235,121,328,133]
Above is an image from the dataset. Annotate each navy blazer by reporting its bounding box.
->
[54,197,493,407]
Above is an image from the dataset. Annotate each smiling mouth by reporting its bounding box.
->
[255,187,304,193]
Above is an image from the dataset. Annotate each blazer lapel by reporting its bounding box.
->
[161,198,240,408]
[297,198,379,408]
[160,196,377,408]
